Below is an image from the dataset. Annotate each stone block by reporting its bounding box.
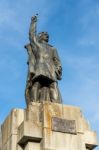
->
[2,134,17,150]
[16,145,23,150]
[0,102,98,150]
[42,102,90,133]
[18,121,42,147]
[43,128,87,150]
[1,109,24,146]
[84,130,98,149]
[41,102,98,150]
[1,109,24,150]
[25,102,41,123]
[24,142,40,150]
[8,134,17,150]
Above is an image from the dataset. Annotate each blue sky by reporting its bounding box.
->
[0,0,99,148]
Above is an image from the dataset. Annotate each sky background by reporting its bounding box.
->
[0,0,99,148]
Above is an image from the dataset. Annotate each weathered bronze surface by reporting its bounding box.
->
[25,15,62,105]
[52,117,76,134]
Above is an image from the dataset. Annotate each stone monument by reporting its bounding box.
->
[25,15,62,105]
[0,15,98,150]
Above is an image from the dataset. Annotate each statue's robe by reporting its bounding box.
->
[25,43,62,83]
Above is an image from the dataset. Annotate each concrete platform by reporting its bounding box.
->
[0,102,98,150]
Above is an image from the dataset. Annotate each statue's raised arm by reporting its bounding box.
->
[29,15,38,47]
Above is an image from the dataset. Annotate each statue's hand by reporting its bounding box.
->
[55,66,62,80]
[31,15,38,22]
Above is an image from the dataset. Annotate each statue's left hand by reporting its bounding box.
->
[55,66,62,80]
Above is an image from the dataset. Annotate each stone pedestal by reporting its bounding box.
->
[0,102,98,150]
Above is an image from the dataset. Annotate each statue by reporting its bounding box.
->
[25,15,62,106]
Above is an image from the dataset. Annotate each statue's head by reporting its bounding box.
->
[38,32,49,43]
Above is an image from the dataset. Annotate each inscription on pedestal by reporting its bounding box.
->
[52,117,76,134]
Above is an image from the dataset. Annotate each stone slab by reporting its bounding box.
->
[52,117,76,134]
[43,128,86,150]
[18,121,42,147]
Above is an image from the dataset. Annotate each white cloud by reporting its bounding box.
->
[0,0,62,46]
[77,38,96,47]
[76,0,99,47]
[0,0,61,30]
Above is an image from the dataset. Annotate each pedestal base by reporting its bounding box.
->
[0,102,98,150]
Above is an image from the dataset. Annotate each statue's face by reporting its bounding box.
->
[38,32,49,42]
[42,33,49,42]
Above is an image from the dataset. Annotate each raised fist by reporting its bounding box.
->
[31,14,38,22]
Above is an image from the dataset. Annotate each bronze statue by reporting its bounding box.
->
[25,15,62,105]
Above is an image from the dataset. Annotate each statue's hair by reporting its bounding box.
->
[38,32,49,38]
[38,32,49,42]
